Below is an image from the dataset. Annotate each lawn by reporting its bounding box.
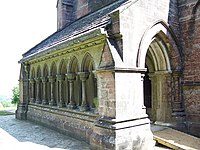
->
[0,100,16,116]
[0,110,15,115]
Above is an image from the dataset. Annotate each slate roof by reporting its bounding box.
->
[22,0,126,59]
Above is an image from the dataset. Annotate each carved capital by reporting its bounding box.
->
[56,75,65,81]
[48,76,56,82]
[67,73,76,81]
[29,79,35,83]
[79,72,90,81]
[41,77,48,83]
[35,78,41,83]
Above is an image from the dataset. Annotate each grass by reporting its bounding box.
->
[0,100,16,116]
[0,110,15,115]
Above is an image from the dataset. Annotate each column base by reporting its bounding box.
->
[90,116,154,150]
[49,100,57,106]
[42,100,49,105]
[67,103,77,109]
[80,105,90,111]
[58,102,66,108]
[35,99,42,104]
[30,98,35,103]
[15,103,27,120]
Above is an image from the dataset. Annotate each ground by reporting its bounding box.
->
[0,115,90,150]
[0,114,170,150]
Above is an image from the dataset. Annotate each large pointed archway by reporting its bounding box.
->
[144,37,172,122]
[138,21,184,123]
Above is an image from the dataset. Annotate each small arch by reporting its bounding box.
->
[50,62,57,76]
[81,53,95,72]
[82,53,97,110]
[68,56,79,73]
[36,65,42,78]
[59,59,67,75]
[43,64,49,77]
[30,67,35,79]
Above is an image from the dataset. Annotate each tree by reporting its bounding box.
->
[11,86,19,104]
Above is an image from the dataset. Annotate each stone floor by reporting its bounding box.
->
[0,115,170,150]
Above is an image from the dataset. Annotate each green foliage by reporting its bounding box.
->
[11,86,20,104]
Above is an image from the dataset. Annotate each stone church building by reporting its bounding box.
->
[16,0,200,149]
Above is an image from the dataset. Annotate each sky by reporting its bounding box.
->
[0,0,57,97]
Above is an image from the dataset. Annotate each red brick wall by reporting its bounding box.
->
[178,0,200,135]
[74,0,117,19]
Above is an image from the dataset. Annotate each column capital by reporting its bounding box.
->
[56,75,65,81]
[67,73,76,81]
[92,70,97,78]
[41,77,48,82]
[35,78,41,83]
[48,76,56,82]
[79,72,90,81]
[29,78,35,83]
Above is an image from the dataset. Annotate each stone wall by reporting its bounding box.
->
[178,0,200,137]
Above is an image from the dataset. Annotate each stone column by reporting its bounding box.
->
[29,79,35,103]
[57,75,65,107]
[48,76,56,106]
[16,63,30,120]
[41,77,48,105]
[35,78,41,104]
[67,73,77,109]
[79,72,90,111]
[65,74,69,106]
[171,72,185,121]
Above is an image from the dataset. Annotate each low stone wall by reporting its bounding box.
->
[27,104,97,143]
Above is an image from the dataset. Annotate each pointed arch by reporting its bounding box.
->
[137,20,183,71]
[68,56,79,73]
[81,53,95,72]
[50,62,57,76]
[59,59,67,75]
[36,65,42,78]
[30,67,35,79]
[68,56,80,107]
[43,64,49,77]
[81,53,97,110]
[139,21,184,122]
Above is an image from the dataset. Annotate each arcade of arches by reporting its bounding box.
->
[29,54,97,112]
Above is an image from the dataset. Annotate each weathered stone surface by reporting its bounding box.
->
[16,0,200,149]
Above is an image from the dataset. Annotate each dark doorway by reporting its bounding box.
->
[143,65,152,120]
